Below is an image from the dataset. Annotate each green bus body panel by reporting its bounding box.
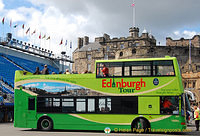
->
[14,89,37,129]
[14,57,186,132]
[138,97,160,114]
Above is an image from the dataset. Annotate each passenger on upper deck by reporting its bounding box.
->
[33,67,41,75]
[65,69,70,74]
[41,65,49,75]
[101,64,109,77]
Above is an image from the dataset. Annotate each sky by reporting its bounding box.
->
[0,0,200,56]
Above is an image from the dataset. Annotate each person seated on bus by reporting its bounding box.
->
[33,67,41,75]
[101,64,109,77]
[162,97,173,113]
[41,65,49,75]
[65,69,70,74]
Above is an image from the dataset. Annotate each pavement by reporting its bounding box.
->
[0,121,199,136]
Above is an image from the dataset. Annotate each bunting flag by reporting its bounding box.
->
[22,24,24,29]
[10,19,12,27]
[13,24,18,28]
[39,33,41,39]
[46,36,50,40]
[31,30,36,35]
[65,40,67,46]
[59,38,63,45]
[2,17,5,24]
[131,3,135,7]
[26,27,30,34]
[42,34,46,39]
[70,41,72,49]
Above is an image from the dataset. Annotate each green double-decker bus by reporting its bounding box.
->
[14,56,187,133]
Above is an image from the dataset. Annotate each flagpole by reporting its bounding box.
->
[49,38,50,51]
[133,0,136,27]
[2,18,5,40]
[189,40,192,71]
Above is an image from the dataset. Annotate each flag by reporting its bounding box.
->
[22,24,24,29]
[65,40,67,46]
[42,34,46,39]
[39,33,41,39]
[13,24,18,28]
[26,27,30,34]
[31,30,36,35]
[10,20,12,27]
[2,17,5,24]
[46,36,50,40]
[70,41,72,49]
[59,38,63,45]
[131,3,135,7]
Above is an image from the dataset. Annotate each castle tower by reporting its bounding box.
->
[129,27,139,38]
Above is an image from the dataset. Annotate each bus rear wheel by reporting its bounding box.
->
[38,117,53,131]
[131,118,150,133]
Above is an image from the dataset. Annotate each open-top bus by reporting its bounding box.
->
[14,56,187,133]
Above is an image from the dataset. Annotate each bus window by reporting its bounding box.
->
[124,66,130,76]
[96,62,123,77]
[98,98,111,112]
[153,61,175,76]
[53,98,60,107]
[28,98,35,110]
[160,96,179,114]
[125,61,151,76]
[45,98,52,107]
[131,65,151,76]
[62,98,75,113]
[76,98,86,112]
[88,98,95,112]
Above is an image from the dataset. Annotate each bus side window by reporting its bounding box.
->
[160,96,179,114]
[98,98,111,113]
[28,97,35,110]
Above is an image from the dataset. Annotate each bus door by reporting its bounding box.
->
[26,97,37,121]
[138,97,160,114]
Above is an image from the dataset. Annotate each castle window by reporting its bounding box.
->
[120,44,124,49]
[135,43,139,46]
[193,81,196,88]
[132,49,136,54]
[106,46,110,51]
[104,54,108,60]
[87,54,91,61]
[120,52,123,56]
[128,42,132,47]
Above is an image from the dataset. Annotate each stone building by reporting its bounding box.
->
[166,35,200,48]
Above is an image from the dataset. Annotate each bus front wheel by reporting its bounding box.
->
[131,118,150,133]
[38,117,53,131]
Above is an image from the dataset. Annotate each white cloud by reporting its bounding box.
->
[173,30,199,39]
[0,0,4,11]
[182,30,197,39]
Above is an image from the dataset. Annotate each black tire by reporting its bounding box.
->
[38,117,53,131]
[131,118,150,133]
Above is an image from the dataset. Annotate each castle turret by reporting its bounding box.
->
[129,27,139,38]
